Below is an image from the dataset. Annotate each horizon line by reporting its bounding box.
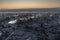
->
[0,7,60,10]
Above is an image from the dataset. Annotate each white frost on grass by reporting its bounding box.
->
[0,31,2,36]
[8,20,17,24]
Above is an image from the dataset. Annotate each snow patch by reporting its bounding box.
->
[8,20,17,24]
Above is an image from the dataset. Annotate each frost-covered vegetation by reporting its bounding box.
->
[0,8,60,40]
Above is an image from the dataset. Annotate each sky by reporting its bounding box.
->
[0,0,60,9]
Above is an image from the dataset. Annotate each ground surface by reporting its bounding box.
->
[0,13,60,40]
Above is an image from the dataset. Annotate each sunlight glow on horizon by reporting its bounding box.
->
[0,0,60,9]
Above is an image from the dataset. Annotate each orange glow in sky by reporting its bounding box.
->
[0,0,60,9]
